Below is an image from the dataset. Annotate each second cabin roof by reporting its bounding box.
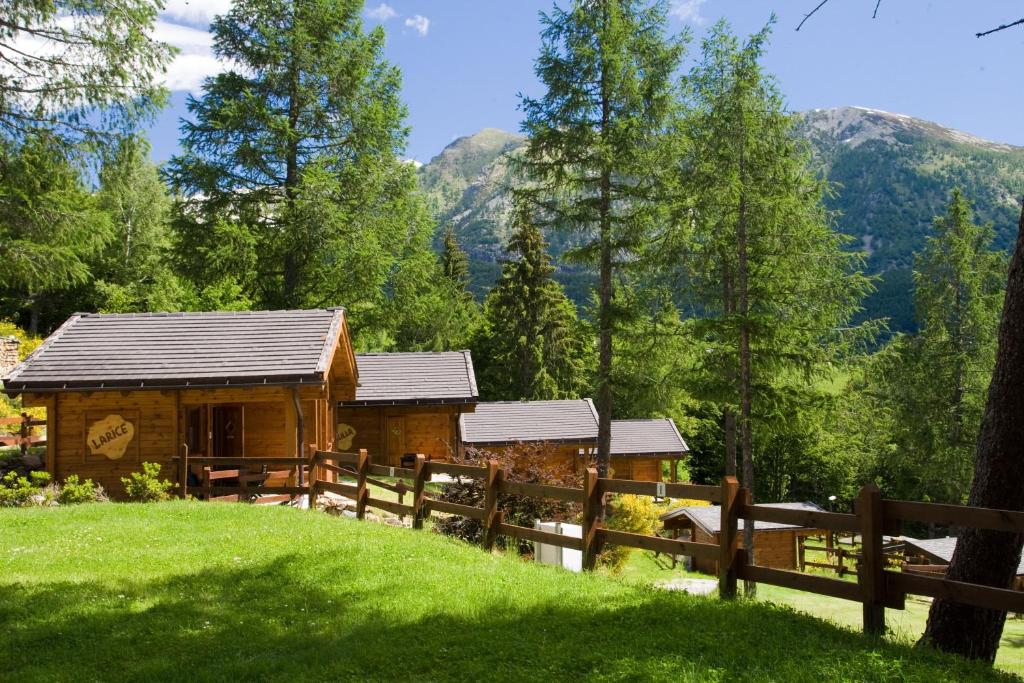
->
[460,399,599,445]
[342,351,478,405]
[2,309,354,393]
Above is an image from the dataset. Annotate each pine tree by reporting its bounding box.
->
[441,224,471,296]
[517,0,685,475]
[875,190,1005,504]
[164,0,430,320]
[471,204,590,401]
[667,20,872,594]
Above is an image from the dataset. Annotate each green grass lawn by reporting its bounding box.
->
[1,502,1018,682]
[618,548,1024,677]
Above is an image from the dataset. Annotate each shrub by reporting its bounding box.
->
[434,442,583,554]
[121,462,174,502]
[599,494,662,574]
[0,470,51,507]
[58,475,106,505]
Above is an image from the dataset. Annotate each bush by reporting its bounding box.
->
[599,494,662,574]
[0,470,51,507]
[121,462,174,502]
[434,442,583,554]
[58,474,106,505]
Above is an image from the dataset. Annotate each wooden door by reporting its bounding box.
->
[386,416,406,465]
[212,406,243,458]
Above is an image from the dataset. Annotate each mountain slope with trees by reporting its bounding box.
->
[419,106,1024,331]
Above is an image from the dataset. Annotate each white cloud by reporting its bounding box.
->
[160,0,233,27]
[366,3,398,21]
[670,0,707,25]
[153,19,222,92]
[404,15,430,37]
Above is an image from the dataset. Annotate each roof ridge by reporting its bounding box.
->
[463,349,479,398]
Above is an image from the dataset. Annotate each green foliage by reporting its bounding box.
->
[471,205,591,400]
[120,462,174,503]
[0,470,51,507]
[0,0,172,146]
[57,474,105,505]
[434,442,582,553]
[517,0,687,469]
[599,494,662,573]
[0,133,112,331]
[91,138,186,313]
[870,190,1005,504]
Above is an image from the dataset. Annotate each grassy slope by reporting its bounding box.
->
[0,503,1016,683]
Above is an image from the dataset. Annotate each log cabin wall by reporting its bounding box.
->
[335,404,463,465]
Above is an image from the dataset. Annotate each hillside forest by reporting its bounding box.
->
[0,0,1018,519]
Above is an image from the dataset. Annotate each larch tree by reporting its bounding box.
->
[0,0,172,147]
[874,190,1005,504]
[164,0,432,325]
[667,20,872,594]
[517,0,685,475]
[471,202,591,401]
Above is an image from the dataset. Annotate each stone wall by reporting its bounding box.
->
[0,336,19,376]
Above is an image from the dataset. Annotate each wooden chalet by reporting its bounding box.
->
[661,502,825,572]
[458,399,598,468]
[610,418,689,482]
[1,310,357,496]
[903,536,1024,590]
[336,351,478,466]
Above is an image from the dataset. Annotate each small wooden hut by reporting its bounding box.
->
[610,418,688,482]
[336,351,478,465]
[1,310,358,496]
[903,536,1024,591]
[661,502,825,572]
[458,399,598,468]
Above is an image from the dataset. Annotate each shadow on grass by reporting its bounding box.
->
[0,554,1013,683]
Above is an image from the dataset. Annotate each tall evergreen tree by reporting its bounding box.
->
[0,133,111,332]
[471,204,590,401]
[874,190,1005,504]
[517,0,685,475]
[666,21,872,593]
[441,224,471,296]
[165,0,431,323]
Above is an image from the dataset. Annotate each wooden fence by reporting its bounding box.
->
[0,413,46,454]
[173,449,1024,635]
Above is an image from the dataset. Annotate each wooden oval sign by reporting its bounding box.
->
[336,423,356,450]
[87,414,136,460]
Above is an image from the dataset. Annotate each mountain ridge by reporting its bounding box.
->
[419,107,1024,331]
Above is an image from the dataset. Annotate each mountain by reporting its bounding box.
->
[419,107,1024,331]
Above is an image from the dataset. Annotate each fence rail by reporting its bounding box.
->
[0,413,46,454]
[172,449,1024,635]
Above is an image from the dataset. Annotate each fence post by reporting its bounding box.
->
[19,412,29,458]
[412,454,427,530]
[719,476,740,599]
[178,445,189,499]
[798,536,806,572]
[355,448,369,521]
[482,460,501,551]
[308,451,319,511]
[582,467,600,570]
[858,482,885,635]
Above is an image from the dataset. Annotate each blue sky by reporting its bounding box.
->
[147,1,1024,164]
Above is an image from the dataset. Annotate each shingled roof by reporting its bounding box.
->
[341,351,478,405]
[904,536,1024,575]
[660,502,825,534]
[460,399,599,445]
[611,418,689,457]
[2,309,352,393]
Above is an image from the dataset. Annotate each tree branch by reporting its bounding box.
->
[976,17,1024,38]
[795,0,832,32]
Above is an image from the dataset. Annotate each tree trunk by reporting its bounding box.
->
[921,201,1024,663]
[738,184,755,598]
[723,261,737,477]
[281,46,301,308]
[595,6,613,480]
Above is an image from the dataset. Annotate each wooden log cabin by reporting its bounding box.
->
[1,309,358,496]
[660,502,825,572]
[458,401,688,482]
[336,351,478,466]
